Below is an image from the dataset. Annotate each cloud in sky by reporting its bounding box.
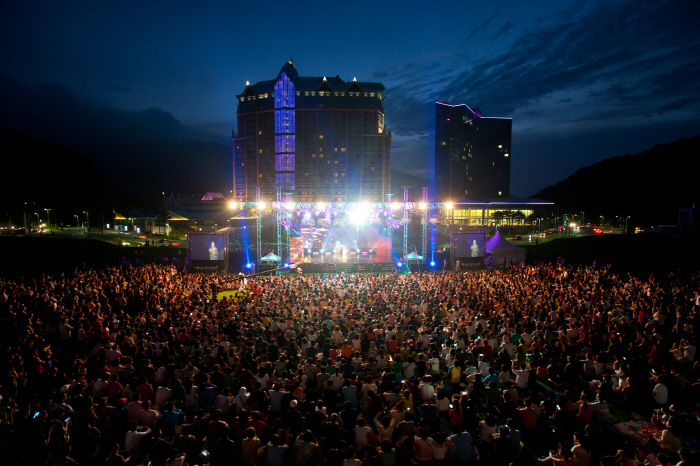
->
[380,0,700,194]
[0,0,698,198]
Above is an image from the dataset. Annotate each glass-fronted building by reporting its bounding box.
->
[233,59,391,203]
[436,198,553,226]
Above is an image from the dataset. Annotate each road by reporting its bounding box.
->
[509,226,619,246]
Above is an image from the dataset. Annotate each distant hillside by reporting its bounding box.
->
[0,130,149,219]
[531,135,700,225]
[90,141,233,204]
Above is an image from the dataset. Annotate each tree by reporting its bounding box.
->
[511,212,526,224]
[491,211,507,225]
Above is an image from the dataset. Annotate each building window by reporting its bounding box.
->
[505,153,509,157]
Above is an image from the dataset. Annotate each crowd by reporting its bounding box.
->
[1,260,699,466]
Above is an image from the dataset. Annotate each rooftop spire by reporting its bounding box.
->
[277,58,299,81]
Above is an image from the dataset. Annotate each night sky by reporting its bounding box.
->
[1,0,698,197]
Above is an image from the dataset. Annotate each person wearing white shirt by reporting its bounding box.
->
[653,379,668,405]
[501,341,514,357]
[155,383,172,410]
[513,364,529,389]
[125,424,151,450]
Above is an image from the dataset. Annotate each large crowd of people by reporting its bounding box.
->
[1,260,699,466]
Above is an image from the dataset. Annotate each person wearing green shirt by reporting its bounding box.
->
[510,332,521,346]
[393,359,403,381]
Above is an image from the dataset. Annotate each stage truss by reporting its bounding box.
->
[240,187,450,265]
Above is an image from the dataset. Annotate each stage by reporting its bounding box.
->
[292,261,397,273]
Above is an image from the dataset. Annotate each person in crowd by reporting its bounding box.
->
[0,259,697,466]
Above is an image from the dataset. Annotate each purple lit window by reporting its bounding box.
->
[275,173,295,191]
[275,109,295,134]
[275,154,295,171]
[275,135,296,154]
[274,72,296,190]
[274,72,295,109]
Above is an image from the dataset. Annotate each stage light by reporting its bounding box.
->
[284,263,289,267]
[397,262,403,267]
[229,201,237,209]
[419,202,427,210]
[316,202,325,210]
[246,263,251,268]
[349,203,371,225]
[430,261,436,266]
[390,202,401,210]
[257,202,266,210]
[445,203,453,210]
[285,202,294,211]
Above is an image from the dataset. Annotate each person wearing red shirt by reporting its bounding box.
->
[388,336,399,354]
[329,347,339,361]
[482,341,494,360]
[238,365,255,388]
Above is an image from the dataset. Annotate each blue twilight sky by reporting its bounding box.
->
[1,0,699,196]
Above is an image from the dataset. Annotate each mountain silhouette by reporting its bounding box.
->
[531,135,700,225]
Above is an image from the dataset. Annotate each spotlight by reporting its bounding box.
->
[390,202,401,210]
[285,202,294,211]
[229,201,237,209]
[397,262,403,267]
[348,203,371,225]
[419,202,427,210]
[430,261,435,266]
[283,263,289,268]
[246,263,251,268]
[316,202,325,210]
[257,202,266,210]
[445,203,453,209]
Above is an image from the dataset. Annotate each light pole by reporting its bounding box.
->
[83,211,90,230]
[44,208,51,230]
[75,214,80,229]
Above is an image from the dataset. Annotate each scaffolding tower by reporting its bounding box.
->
[422,187,429,258]
[256,186,262,264]
[276,186,282,261]
[402,186,410,261]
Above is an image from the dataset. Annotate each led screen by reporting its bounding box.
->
[290,227,392,263]
[453,233,485,258]
[190,234,225,261]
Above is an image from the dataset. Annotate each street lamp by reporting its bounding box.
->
[44,208,51,229]
[83,211,90,230]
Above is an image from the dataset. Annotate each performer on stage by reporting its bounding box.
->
[209,241,219,260]
[471,239,480,257]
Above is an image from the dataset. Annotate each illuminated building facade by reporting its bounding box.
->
[233,59,391,203]
[435,102,512,201]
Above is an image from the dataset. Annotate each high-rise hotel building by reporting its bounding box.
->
[435,102,512,200]
[233,60,391,203]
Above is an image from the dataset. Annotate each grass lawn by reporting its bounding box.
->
[0,236,186,279]
[522,233,700,278]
